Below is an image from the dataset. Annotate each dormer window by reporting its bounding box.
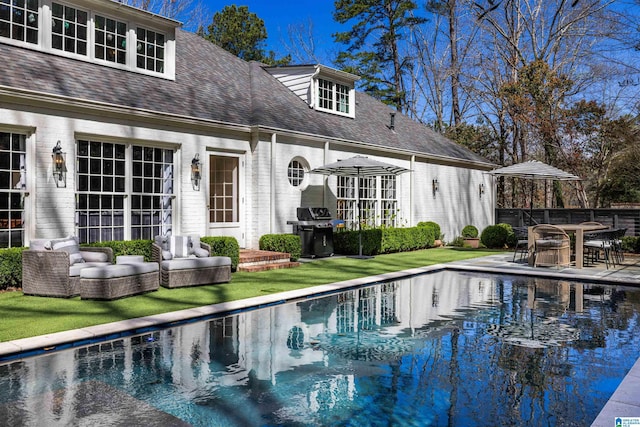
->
[52,3,87,55]
[94,15,127,64]
[0,0,39,44]
[316,77,354,117]
[136,27,164,73]
[0,0,178,79]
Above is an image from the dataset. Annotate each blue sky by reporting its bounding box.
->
[204,1,343,62]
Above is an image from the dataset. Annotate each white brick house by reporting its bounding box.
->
[0,0,495,249]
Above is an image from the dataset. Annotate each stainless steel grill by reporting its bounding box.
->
[289,207,334,258]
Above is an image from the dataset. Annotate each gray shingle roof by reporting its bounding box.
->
[0,29,491,166]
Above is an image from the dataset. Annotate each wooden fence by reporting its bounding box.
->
[496,208,640,237]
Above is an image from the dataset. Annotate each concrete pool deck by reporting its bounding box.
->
[1,252,639,424]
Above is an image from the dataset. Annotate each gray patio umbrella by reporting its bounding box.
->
[310,155,411,259]
[488,160,580,226]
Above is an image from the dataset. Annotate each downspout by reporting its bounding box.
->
[410,155,415,226]
[271,133,277,233]
[323,141,330,207]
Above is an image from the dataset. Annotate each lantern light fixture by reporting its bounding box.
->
[52,141,67,188]
[432,178,439,195]
[191,153,201,191]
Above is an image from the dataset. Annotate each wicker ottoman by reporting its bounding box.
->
[80,261,159,300]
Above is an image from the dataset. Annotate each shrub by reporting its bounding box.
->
[497,223,517,247]
[82,239,152,261]
[417,221,441,240]
[334,226,435,256]
[461,225,479,238]
[621,236,640,253]
[480,225,510,248]
[0,247,25,290]
[201,236,240,270]
[259,234,301,261]
[449,236,465,247]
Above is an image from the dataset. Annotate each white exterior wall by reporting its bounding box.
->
[0,102,251,244]
[266,68,315,105]
[251,135,494,246]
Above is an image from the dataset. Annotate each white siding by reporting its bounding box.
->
[266,68,315,105]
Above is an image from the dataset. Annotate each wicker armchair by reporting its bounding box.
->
[152,236,231,288]
[22,247,114,297]
[532,225,571,268]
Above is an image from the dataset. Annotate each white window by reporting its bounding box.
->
[76,140,174,243]
[51,3,87,55]
[94,15,126,64]
[336,175,397,229]
[136,27,164,73]
[0,0,38,44]
[287,157,309,189]
[0,131,27,248]
[316,77,354,117]
[0,0,175,78]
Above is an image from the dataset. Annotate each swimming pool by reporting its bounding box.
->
[1,270,639,426]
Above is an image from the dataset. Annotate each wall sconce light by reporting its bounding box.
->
[479,183,485,198]
[191,153,201,191]
[52,141,67,188]
[432,179,439,195]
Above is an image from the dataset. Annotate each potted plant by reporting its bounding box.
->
[461,225,480,248]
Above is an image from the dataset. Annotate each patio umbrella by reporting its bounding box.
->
[310,155,411,259]
[487,160,580,226]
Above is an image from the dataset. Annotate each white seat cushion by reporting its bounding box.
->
[80,263,158,279]
[161,256,231,271]
[69,262,111,277]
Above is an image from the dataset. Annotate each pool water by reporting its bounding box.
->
[1,271,639,426]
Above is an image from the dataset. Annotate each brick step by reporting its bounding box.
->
[237,249,300,272]
[237,261,301,273]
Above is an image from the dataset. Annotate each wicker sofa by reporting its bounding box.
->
[152,235,231,288]
[22,237,114,298]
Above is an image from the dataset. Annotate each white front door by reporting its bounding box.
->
[207,153,245,247]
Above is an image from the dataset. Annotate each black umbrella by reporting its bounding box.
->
[310,156,411,258]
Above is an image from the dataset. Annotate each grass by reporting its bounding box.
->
[0,247,504,342]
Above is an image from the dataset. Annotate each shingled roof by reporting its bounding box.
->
[0,28,492,167]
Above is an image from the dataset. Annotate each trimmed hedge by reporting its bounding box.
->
[334,226,436,256]
[0,247,25,291]
[417,221,441,240]
[480,225,509,248]
[259,234,302,261]
[201,236,240,271]
[82,239,153,261]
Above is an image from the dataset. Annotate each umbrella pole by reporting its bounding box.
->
[350,169,373,259]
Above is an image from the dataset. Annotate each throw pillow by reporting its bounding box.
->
[51,236,85,265]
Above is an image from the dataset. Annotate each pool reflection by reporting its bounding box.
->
[1,271,639,426]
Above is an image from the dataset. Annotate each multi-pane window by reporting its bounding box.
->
[131,146,173,239]
[0,0,38,44]
[209,155,238,223]
[317,78,352,116]
[51,3,87,55]
[76,140,174,243]
[287,159,305,187]
[317,78,333,110]
[76,140,126,243]
[337,174,397,230]
[0,132,26,248]
[380,175,397,227]
[136,27,164,73]
[336,83,350,114]
[94,15,126,64]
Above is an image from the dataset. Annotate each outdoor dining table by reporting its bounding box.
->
[528,223,610,269]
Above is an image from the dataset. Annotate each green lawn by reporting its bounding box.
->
[0,247,503,342]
